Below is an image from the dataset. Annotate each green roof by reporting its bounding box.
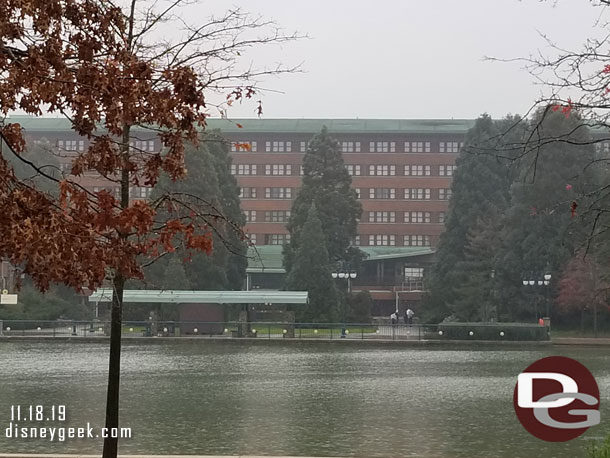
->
[247,245,285,273]
[247,245,435,273]
[358,246,435,261]
[89,289,308,304]
[5,115,474,135]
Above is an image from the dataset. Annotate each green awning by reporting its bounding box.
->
[89,289,308,304]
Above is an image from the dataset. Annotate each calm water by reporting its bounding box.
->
[0,340,608,457]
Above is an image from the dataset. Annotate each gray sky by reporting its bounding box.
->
[206,0,603,119]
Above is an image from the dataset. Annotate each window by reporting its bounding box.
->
[265,187,292,199]
[439,212,446,224]
[368,165,396,176]
[440,142,461,153]
[369,141,395,153]
[239,187,257,198]
[58,140,80,151]
[265,234,291,245]
[59,162,71,173]
[346,164,361,176]
[368,234,396,246]
[404,267,424,291]
[244,210,257,223]
[404,211,431,223]
[300,141,307,152]
[404,235,431,247]
[230,164,257,175]
[439,165,457,176]
[404,141,431,153]
[404,188,431,200]
[369,188,396,199]
[369,211,396,223]
[265,164,292,175]
[439,188,452,200]
[341,141,361,153]
[247,234,257,245]
[354,188,361,199]
[132,140,155,152]
[265,210,291,222]
[404,165,431,176]
[265,141,292,152]
[231,141,257,152]
[353,235,361,246]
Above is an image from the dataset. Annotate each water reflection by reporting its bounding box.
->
[0,341,607,457]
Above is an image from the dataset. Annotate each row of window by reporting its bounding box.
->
[89,186,153,199]
[367,188,452,200]
[246,233,431,247]
[243,210,446,224]
[347,164,457,176]
[244,210,292,223]
[231,163,457,177]
[239,187,453,201]
[57,140,157,153]
[367,211,446,224]
[231,140,464,154]
[354,234,432,246]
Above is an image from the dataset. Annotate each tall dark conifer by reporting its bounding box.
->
[285,126,362,272]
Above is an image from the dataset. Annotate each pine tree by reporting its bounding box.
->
[424,114,517,322]
[285,203,338,323]
[496,109,596,321]
[144,133,247,292]
[285,126,362,272]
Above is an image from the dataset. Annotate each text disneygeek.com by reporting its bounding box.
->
[5,405,131,442]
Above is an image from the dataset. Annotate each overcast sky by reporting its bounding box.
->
[202,0,604,120]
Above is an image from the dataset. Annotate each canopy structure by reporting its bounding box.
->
[88,289,308,304]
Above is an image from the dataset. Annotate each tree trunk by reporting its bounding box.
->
[102,124,131,458]
[102,273,124,458]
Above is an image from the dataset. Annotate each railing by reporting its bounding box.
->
[0,320,551,341]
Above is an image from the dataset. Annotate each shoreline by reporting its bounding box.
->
[0,335,554,346]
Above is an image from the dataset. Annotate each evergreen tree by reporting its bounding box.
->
[496,109,596,321]
[285,126,362,272]
[143,132,247,292]
[424,114,518,322]
[285,204,338,322]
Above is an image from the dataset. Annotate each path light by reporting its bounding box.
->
[163,327,168,333]
[129,327,133,332]
[314,329,318,334]
[469,331,474,336]
[438,330,443,336]
[252,329,257,334]
[37,327,41,331]
[194,328,198,334]
[345,330,349,334]
[6,327,10,331]
[500,331,505,337]
[224,328,228,333]
[98,327,103,332]
[282,329,287,334]
[376,330,380,334]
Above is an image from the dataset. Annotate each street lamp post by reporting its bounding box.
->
[522,273,552,320]
[332,268,357,338]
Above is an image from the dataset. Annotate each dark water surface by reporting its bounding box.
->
[0,340,608,457]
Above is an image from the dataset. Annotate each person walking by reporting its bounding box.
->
[406,308,414,326]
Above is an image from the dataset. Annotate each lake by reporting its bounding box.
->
[0,340,608,457]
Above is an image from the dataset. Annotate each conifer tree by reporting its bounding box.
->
[285,203,338,322]
[285,127,361,272]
